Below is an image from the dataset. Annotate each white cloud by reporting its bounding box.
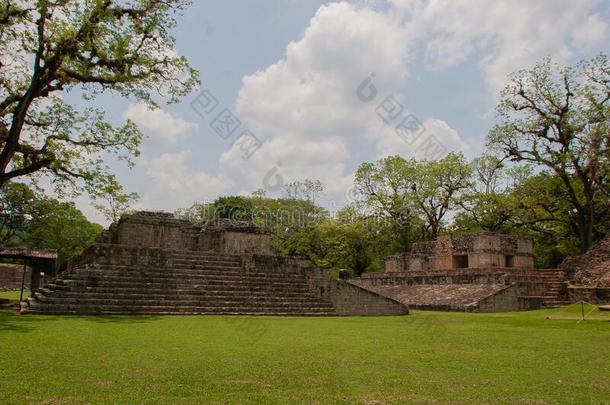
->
[101,0,606,215]
[393,0,608,93]
[140,151,233,210]
[218,1,418,201]
[124,102,196,145]
[375,117,472,160]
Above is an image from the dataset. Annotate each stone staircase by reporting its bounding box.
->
[508,269,570,307]
[22,250,335,315]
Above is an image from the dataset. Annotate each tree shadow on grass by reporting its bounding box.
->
[0,309,162,333]
[82,315,162,324]
[0,309,55,333]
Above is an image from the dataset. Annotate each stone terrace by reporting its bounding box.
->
[353,232,570,312]
[22,212,407,316]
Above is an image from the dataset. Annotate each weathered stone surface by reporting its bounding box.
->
[349,282,522,312]
[353,266,570,311]
[0,264,30,290]
[24,211,407,316]
[385,232,534,273]
[371,232,572,311]
[560,235,610,288]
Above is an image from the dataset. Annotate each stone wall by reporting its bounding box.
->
[363,269,509,286]
[303,266,408,316]
[242,255,408,316]
[0,263,30,290]
[97,212,273,255]
[354,267,562,311]
[198,231,272,255]
[560,235,610,287]
[68,244,169,270]
[476,284,520,312]
[385,232,535,273]
[567,286,610,304]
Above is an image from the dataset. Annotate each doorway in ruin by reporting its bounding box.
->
[452,254,469,269]
[505,255,514,268]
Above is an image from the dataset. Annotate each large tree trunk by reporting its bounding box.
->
[578,205,595,253]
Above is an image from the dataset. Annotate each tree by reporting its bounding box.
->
[0,182,102,263]
[27,199,102,263]
[91,177,139,224]
[410,153,472,239]
[0,182,36,244]
[354,153,472,240]
[454,155,526,233]
[488,55,610,252]
[0,1,198,191]
[282,179,324,204]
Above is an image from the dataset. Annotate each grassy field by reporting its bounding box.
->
[0,302,609,404]
[0,290,25,301]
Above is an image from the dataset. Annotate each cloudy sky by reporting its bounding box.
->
[74,0,610,224]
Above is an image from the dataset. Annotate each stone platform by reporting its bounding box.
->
[22,212,407,316]
[350,268,564,312]
[348,281,522,312]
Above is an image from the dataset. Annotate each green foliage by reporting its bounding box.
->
[488,54,610,252]
[282,179,324,203]
[0,182,102,263]
[177,194,329,249]
[0,182,36,244]
[0,0,199,194]
[26,199,102,263]
[354,152,472,240]
[91,176,139,224]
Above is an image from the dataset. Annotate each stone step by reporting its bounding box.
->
[168,261,243,269]
[45,283,313,294]
[59,274,307,285]
[39,290,320,300]
[169,250,241,259]
[79,262,244,272]
[25,303,335,315]
[66,269,305,281]
[169,257,242,265]
[51,278,311,290]
[24,308,336,316]
[33,295,332,307]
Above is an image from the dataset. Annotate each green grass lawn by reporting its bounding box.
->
[0,308,608,405]
[0,290,27,302]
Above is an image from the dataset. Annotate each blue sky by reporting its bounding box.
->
[74,0,610,224]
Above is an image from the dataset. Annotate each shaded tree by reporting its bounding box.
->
[354,152,472,240]
[282,179,324,204]
[91,177,139,224]
[0,182,36,244]
[28,199,102,263]
[488,55,610,252]
[0,0,198,192]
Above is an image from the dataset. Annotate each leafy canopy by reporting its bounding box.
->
[0,0,199,192]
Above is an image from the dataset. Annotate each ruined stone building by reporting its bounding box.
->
[0,264,31,290]
[385,232,534,273]
[560,234,610,304]
[351,232,569,312]
[22,212,407,316]
[0,247,58,292]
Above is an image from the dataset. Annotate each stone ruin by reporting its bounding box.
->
[385,232,534,272]
[351,232,569,312]
[22,211,407,316]
[0,263,31,290]
[559,234,610,304]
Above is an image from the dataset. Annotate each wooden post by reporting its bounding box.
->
[19,261,27,302]
[580,301,585,321]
